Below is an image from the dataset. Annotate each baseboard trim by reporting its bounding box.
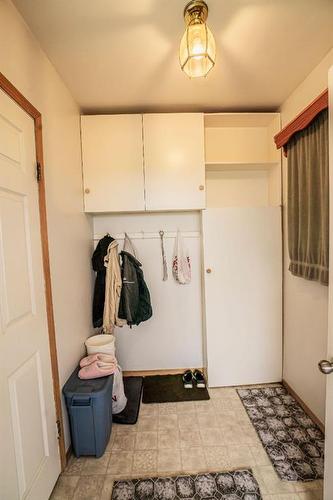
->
[282,379,325,433]
[123,367,204,377]
[65,445,72,466]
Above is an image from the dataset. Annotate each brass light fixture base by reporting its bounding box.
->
[184,0,209,26]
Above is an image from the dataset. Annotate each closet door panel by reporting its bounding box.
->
[203,207,282,387]
[143,114,205,211]
[81,115,145,212]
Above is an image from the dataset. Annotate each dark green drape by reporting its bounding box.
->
[287,109,329,285]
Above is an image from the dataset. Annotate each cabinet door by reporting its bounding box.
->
[81,115,145,212]
[143,114,205,210]
[203,207,282,387]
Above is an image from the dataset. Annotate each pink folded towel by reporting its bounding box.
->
[79,353,116,368]
[78,359,117,379]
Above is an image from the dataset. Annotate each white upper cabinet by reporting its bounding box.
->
[81,115,145,212]
[80,113,206,212]
[143,113,205,211]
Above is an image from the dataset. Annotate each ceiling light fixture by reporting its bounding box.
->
[179,0,216,78]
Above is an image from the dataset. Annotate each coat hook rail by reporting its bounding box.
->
[93,231,201,241]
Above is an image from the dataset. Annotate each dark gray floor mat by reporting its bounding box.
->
[142,374,210,403]
[237,385,324,481]
[113,376,143,425]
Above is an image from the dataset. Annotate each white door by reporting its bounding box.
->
[81,114,145,212]
[0,90,60,499]
[203,207,282,387]
[143,113,205,211]
[322,66,333,500]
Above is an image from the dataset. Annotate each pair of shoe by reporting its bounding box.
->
[182,369,206,389]
[78,353,117,380]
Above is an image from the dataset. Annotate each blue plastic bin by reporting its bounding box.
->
[63,367,113,457]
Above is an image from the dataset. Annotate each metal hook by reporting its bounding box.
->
[159,230,168,281]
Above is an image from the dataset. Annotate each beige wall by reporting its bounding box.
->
[281,48,333,423]
[206,169,270,208]
[0,0,93,447]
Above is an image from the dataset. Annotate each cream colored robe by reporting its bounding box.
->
[103,240,125,333]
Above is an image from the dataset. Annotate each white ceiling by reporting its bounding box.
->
[13,0,333,113]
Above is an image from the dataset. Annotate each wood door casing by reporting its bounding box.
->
[0,72,65,471]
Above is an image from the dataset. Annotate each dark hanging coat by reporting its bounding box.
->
[118,251,152,326]
[92,234,114,328]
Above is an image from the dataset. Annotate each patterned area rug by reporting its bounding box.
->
[237,386,325,481]
[111,470,262,500]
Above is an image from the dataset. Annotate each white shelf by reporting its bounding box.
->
[205,161,279,172]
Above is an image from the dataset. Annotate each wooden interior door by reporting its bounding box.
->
[202,207,282,387]
[0,89,60,499]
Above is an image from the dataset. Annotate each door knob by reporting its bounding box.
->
[84,188,90,194]
[318,359,333,375]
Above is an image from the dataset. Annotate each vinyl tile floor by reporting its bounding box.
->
[51,386,324,500]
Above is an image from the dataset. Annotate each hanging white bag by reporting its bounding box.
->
[172,230,191,284]
[112,365,127,414]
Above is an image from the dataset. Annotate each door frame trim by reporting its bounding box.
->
[0,72,66,469]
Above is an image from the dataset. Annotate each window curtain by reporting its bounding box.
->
[287,109,329,285]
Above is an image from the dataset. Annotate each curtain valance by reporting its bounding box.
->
[274,89,328,154]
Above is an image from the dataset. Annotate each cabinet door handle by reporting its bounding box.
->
[199,185,205,191]
[206,268,212,274]
[84,188,90,194]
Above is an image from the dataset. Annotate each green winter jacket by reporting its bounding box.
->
[118,251,153,326]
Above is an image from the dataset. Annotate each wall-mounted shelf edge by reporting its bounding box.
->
[205,161,279,171]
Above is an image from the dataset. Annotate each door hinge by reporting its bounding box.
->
[36,162,42,182]
[56,419,62,439]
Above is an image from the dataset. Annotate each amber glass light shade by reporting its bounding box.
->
[179,1,216,78]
